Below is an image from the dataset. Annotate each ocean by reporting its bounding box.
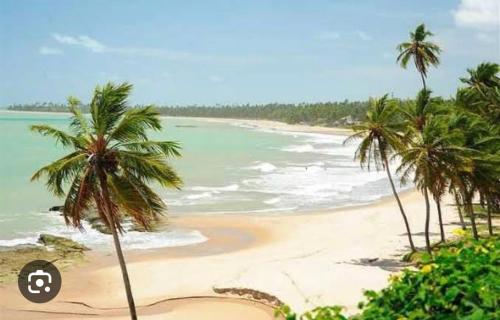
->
[0,111,405,250]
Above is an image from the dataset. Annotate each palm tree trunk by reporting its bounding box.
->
[384,160,415,251]
[420,72,427,90]
[98,171,138,320]
[486,201,494,236]
[454,191,466,230]
[435,200,445,242]
[465,198,479,240]
[423,187,432,254]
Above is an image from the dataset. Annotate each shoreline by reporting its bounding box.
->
[164,115,354,136]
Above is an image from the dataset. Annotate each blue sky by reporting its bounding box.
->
[0,0,498,106]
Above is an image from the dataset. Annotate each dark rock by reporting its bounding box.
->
[49,205,64,212]
[213,287,284,306]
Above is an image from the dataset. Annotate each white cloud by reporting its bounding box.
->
[209,75,224,83]
[49,33,211,62]
[39,46,63,55]
[47,33,264,65]
[453,0,500,30]
[356,31,372,41]
[315,32,340,40]
[52,33,106,52]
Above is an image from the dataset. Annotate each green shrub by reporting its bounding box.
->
[276,237,500,320]
[275,305,348,320]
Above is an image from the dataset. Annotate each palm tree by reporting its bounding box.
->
[458,62,500,125]
[460,62,500,95]
[31,83,182,320]
[344,95,416,252]
[397,24,441,90]
[401,89,449,241]
[397,118,470,253]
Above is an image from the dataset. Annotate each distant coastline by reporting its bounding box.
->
[1,109,354,135]
[4,99,370,128]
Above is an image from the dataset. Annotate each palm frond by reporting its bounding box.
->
[30,125,85,149]
[31,152,87,196]
[90,82,133,135]
[107,106,162,144]
[121,140,182,158]
[118,151,183,189]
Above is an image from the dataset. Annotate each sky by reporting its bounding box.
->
[0,0,499,106]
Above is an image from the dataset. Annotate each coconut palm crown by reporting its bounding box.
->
[31,82,182,320]
[460,62,500,93]
[345,94,406,171]
[401,88,447,135]
[397,23,441,89]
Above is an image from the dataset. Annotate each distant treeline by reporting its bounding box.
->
[7,100,383,126]
[7,102,92,114]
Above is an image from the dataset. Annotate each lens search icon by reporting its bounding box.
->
[18,260,61,303]
[28,269,53,294]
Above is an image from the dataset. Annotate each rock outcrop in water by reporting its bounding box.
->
[49,205,64,212]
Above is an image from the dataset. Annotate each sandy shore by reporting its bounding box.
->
[165,116,354,136]
[0,189,460,319]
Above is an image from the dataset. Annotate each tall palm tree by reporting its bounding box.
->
[397,24,441,90]
[344,95,416,252]
[31,83,182,320]
[397,118,470,253]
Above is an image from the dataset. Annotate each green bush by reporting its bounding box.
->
[275,305,348,320]
[276,237,500,320]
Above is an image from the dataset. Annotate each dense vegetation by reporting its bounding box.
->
[7,100,372,126]
[155,101,371,126]
[276,235,500,320]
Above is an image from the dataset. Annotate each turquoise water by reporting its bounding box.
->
[0,111,401,249]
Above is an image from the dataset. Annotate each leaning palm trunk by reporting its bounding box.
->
[384,160,415,251]
[465,198,479,240]
[453,191,467,230]
[435,200,445,242]
[486,200,494,236]
[98,171,138,320]
[423,187,432,254]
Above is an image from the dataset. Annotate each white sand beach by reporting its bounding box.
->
[0,189,459,319]
[168,116,354,136]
